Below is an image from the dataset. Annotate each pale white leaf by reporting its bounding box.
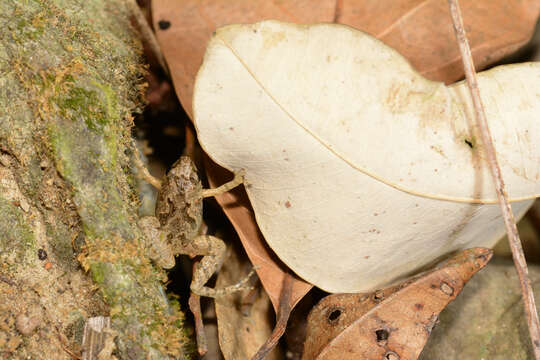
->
[193,21,539,293]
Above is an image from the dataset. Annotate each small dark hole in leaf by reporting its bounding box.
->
[384,351,400,360]
[158,20,171,30]
[376,329,389,342]
[464,139,474,148]
[373,290,384,301]
[328,309,342,322]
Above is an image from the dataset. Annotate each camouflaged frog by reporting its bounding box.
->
[139,156,253,297]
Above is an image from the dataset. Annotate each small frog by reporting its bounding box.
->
[139,156,253,297]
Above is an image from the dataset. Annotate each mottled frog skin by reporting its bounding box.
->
[156,156,203,255]
[139,156,253,297]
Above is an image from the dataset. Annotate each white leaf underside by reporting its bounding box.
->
[193,21,539,293]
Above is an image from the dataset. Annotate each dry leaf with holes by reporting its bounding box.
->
[301,248,492,360]
[193,21,540,293]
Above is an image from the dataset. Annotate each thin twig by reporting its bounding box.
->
[127,0,170,77]
[447,1,540,357]
[188,288,208,357]
[130,139,162,190]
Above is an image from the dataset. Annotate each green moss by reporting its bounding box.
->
[55,80,122,137]
[91,262,106,284]
[64,312,87,345]
[18,156,43,199]
[49,224,76,268]
[0,197,35,266]
[0,0,189,357]
[60,87,104,129]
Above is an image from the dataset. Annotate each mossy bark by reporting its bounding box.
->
[0,0,189,358]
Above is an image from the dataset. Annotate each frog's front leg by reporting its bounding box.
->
[181,234,256,298]
[199,169,245,199]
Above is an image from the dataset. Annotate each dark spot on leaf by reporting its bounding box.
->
[285,201,291,208]
[464,138,474,149]
[327,308,342,323]
[384,351,400,360]
[376,329,389,342]
[158,20,171,30]
[37,249,47,260]
[414,303,424,310]
[373,290,384,301]
[477,253,490,262]
[229,127,234,131]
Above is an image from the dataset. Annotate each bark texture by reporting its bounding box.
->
[0,0,189,358]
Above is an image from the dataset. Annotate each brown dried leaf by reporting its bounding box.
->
[337,0,540,84]
[152,0,335,117]
[301,248,492,360]
[205,157,312,312]
[214,239,281,360]
[206,158,311,358]
[153,0,539,117]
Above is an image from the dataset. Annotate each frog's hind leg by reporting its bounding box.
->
[183,234,256,298]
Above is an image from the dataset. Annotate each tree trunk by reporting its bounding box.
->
[0,0,189,358]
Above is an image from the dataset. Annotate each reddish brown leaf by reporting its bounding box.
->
[301,248,493,360]
[206,158,311,358]
[205,157,312,313]
[152,0,335,117]
[338,0,540,84]
[153,0,539,117]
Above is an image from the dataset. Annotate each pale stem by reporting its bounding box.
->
[448,0,540,357]
[127,0,170,77]
[131,139,162,190]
